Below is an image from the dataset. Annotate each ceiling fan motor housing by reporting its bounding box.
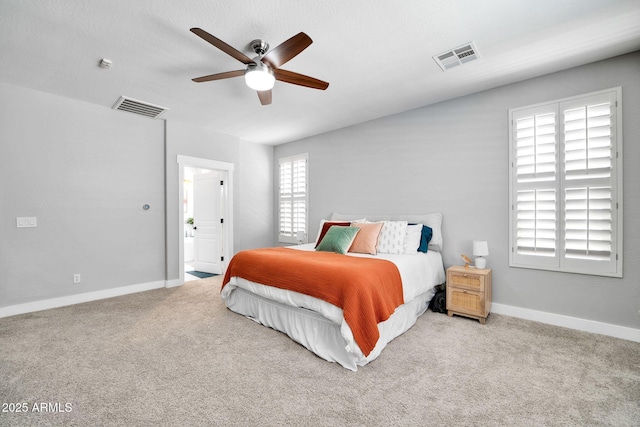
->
[250,39,270,55]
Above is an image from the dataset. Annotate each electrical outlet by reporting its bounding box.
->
[73,274,81,284]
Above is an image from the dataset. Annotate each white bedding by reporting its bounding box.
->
[220,243,445,370]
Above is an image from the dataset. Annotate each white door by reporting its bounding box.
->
[193,172,223,274]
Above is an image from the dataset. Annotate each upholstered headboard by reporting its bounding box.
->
[329,213,443,252]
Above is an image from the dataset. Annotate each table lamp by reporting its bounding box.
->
[473,240,489,269]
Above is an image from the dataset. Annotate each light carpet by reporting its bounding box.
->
[1,276,639,426]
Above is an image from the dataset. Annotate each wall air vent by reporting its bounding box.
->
[433,42,480,71]
[112,96,168,119]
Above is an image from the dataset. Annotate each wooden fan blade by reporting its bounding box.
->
[261,32,312,69]
[192,70,244,83]
[190,28,254,65]
[257,90,272,105]
[274,69,329,90]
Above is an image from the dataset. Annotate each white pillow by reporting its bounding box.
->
[377,221,408,254]
[401,213,444,252]
[404,224,423,254]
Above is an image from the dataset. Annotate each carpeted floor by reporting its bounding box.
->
[1,276,639,426]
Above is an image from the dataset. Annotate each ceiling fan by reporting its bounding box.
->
[190,28,329,105]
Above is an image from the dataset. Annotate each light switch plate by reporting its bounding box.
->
[17,217,37,228]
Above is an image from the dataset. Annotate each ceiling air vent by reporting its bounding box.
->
[433,42,480,71]
[112,96,168,119]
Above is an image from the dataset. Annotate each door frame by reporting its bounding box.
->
[177,155,234,284]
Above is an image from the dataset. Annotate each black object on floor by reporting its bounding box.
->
[430,285,447,313]
[186,271,217,279]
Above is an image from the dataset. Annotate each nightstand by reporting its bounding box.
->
[446,265,492,324]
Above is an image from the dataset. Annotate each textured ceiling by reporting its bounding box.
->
[1,0,639,145]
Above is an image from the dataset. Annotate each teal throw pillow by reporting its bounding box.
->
[315,226,360,254]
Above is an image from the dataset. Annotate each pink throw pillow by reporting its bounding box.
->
[349,222,384,255]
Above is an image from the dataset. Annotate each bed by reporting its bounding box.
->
[220,213,446,371]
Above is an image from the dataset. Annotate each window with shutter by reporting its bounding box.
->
[278,154,308,243]
[509,88,622,277]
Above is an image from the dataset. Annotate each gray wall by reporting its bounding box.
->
[0,82,273,308]
[274,52,640,330]
[0,82,165,306]
[237,139,274,251]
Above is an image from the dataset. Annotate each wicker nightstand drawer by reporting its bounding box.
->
[449,288,484,315]
[448,271,485,291]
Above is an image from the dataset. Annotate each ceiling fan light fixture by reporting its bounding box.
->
[244,62,275,91]
[190,29,328,105]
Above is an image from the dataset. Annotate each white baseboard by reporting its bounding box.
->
[165,278,184,288]
[492,303,640,343]
[0,280,168,319]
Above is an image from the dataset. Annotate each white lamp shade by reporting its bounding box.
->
[473,240,489,257]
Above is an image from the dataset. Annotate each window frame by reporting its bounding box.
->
[278,153,309,244]
[508,87,623,278]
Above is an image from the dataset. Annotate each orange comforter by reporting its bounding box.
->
[222,247,404,356]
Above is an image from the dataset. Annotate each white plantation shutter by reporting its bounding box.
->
[515,189,556,257]
[511,104,560,270]
[561,92,617,272]
[564,187,612,261]
[515,110,557,183]
[509,88,622,277]
[564,101,613,180]
[513,106,558,267]
[279,154,308,243]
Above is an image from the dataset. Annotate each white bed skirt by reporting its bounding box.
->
[223,284,436,371]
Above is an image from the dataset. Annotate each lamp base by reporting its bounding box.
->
[475,257,487,269]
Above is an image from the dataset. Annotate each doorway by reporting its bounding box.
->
[177,155,234,284]
[183,168,222,280]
